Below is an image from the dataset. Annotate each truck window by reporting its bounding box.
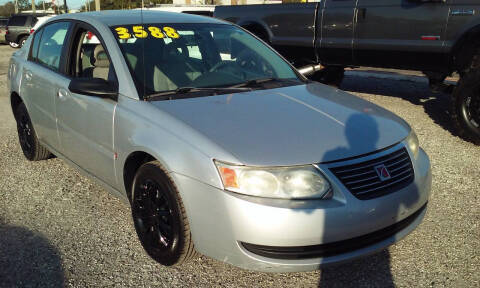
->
[8,16,27,26]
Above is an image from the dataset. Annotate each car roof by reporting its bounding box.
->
[53,10,225,27]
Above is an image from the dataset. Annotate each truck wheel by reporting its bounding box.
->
[451,68,480,144]
[18,36,27,48]
[243,25,269,44]
[131,161,198,266]
[311,66,345,87]
[9,42,19,48]
[14,103,51,161]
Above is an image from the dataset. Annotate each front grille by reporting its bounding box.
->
[329,147,414,200]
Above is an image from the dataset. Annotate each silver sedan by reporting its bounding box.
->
[8,10,431,272]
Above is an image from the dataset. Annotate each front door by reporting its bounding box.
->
[354,0,450,71]
[318,0,357,66]
[55,25,118,186]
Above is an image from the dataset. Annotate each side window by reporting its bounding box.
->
[73,29,115,82]
[37,22,70,71]
[30,28,44,61]
[8,16,27,26]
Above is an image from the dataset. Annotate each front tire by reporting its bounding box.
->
[15,103,51,161]
[131,161,197,266]
[452,69,480,144]
[9,42,19,48]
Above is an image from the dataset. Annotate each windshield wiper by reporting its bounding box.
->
[230,78,296,88]
[145,86,252,101]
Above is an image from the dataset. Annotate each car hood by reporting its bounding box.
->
[150,83,410,166]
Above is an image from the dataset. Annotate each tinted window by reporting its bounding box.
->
[30,28,44,61]
[73,30,115,82]
[113,23,300,96]
[8,16,27,26]
[37,22,70,71]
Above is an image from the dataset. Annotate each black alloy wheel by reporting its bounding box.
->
[17,110,34,158]
[131,161,197,266]
[15,103,51,161]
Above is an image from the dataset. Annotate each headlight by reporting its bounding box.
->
[215,161,332,199]
[405,129,419,158]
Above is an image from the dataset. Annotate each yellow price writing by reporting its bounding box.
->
[148,26,165,39]
[115,27,131,39]
[163,26,179,39]
[114,25,181,40]
[132,26,148,38]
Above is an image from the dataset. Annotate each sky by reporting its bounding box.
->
[0,0,87,10]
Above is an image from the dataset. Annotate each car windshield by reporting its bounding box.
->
[111,23,303,99]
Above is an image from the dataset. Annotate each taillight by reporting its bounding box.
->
[87,31,93,40]
[30,29,35,34]
[5,28,8,34]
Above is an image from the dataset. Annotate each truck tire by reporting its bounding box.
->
[451,68,480,144]
[18,36,27,48]
[311,66,345,87]
[243,25,269,44]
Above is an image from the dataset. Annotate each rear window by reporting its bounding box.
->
[8,16,27,26]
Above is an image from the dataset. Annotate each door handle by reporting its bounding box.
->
[57,88,70,99]
[24,71,32,81]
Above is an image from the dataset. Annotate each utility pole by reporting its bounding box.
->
[95,0,100,11]
[63,0,68,13]
[42,0,45,12]
[31,0,36,14]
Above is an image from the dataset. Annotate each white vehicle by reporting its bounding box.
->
[30,15,55,35]
[142,5,214,16]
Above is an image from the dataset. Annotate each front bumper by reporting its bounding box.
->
[173,144,431,272]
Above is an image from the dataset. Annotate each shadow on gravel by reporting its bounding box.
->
[0,224,65,287]
[340,75,457,137]
[318,250,394,288]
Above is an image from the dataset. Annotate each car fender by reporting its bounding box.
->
[113,96,242,197]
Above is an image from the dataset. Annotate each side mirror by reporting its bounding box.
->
[68,78,118,100]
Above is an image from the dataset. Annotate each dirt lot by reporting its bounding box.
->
[0,44,479,287]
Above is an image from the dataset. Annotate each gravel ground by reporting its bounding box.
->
[0,44,479,288]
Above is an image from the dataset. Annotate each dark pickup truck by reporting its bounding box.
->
[215,0,480,144]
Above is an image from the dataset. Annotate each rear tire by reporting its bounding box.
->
[310,66,345,87]
[131,161,197,266]
[451,69,480,145]
[14,103,51,161]
[9,42,19,48]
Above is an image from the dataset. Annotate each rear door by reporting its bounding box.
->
[22,21,71,150]
[318,0,357,66]
[353,0,450,71]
